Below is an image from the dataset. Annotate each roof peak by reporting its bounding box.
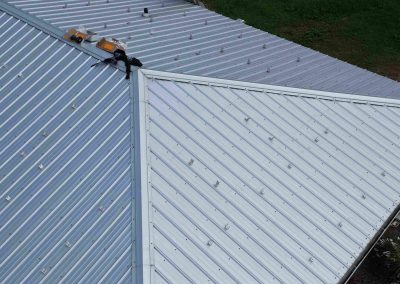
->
[140,69,400,106]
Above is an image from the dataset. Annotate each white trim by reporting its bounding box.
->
[133,70,153,284]
[141,69,400,107]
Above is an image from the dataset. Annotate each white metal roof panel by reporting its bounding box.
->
[0,9,135,283]
[138,70,400,283]
[6,0,400,99]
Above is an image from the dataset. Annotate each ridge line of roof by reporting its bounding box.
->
[141,69,400,107]
[0,1,117,64]
[132,70,154,284]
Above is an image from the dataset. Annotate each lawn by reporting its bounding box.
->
[203,0,400,81]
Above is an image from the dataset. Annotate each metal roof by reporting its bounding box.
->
[136,69,400,283]
[5,0,400,98]
[0,7,135,283]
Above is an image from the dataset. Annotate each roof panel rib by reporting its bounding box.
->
[139,70,400,284]
[0,10,135,283]
[6,0,400,98]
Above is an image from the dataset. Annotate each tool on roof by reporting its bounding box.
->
[91,49,143,79]
[63,27,89,44]
[96,37,127,53]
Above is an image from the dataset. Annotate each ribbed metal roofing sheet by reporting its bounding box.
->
[138,70,400,283]
[6,0,400,98]
[0,9,135,283]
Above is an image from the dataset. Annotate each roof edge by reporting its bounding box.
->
[341,204,400,283]
[0,1,111,62]
[141,69,400,107]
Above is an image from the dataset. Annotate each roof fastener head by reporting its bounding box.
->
[5,195,11,202]
[207,240,213,246]
[214,180,220,188]
[259,189,265,195]
[205,19,208,25]
[244,117,250,122]
[247,58,251,64]
[224,224,230,230]
[188,159,194,166]
[38,163,44,170]
[263,43,267,49]
[309,257,314,263]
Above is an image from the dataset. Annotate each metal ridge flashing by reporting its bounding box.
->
[140,69,400,107]
[132,70,153,284]
[0,1,115,63]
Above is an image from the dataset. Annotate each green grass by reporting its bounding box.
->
[204,0,400,81]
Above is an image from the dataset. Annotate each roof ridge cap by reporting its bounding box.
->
[141,69,400,107]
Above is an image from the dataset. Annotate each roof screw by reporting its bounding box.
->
[149,29,154,35]
[188,159,194,166]
[205,19,208,25]
[220,47,224,53]
[87,1,90,6]
[195,50,201,55]
[259,189,265,195]
[262,43,267,49]
[268,136,274,141]
[40,268,48,275]
[238,33,242,38]
[207,240,214,246]
[17,72,23,78]
[106,0,110,3]
[362,193,366,199]
[338,222,343,228]
[42,131,49,137]
[98,206,105,213]
[104,23,107,29]
[244,117,250,123]
[63,3,67,8]
[127,7,130,12]
[71,103,77,109]
[128,34,133,39]
[20,151,26,157]
[324,129,329,134]
[309,257,314,263]
[174,55,179,61]
[38,163,44,170]
[183,11,187,16]
[247,58,251,65]
[189,33,193,40]
[214,180,220,188]
[149,17,153,22]
[381,171,386,177]
[161,2,165,7]
[224,224,230,230]
[297,57,301,62]
[266,67,271,73]
[65,241,72,248]
[314,137,319,143]
[288,164,292,169]
[5,195,11,202]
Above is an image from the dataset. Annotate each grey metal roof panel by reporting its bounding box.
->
[6,0,400,99]
[137,70,400,283]
[0,10,135,283]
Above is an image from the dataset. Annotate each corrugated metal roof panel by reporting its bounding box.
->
[0,10,135,283]
[139,70,400,283]
[6,0,400,98]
